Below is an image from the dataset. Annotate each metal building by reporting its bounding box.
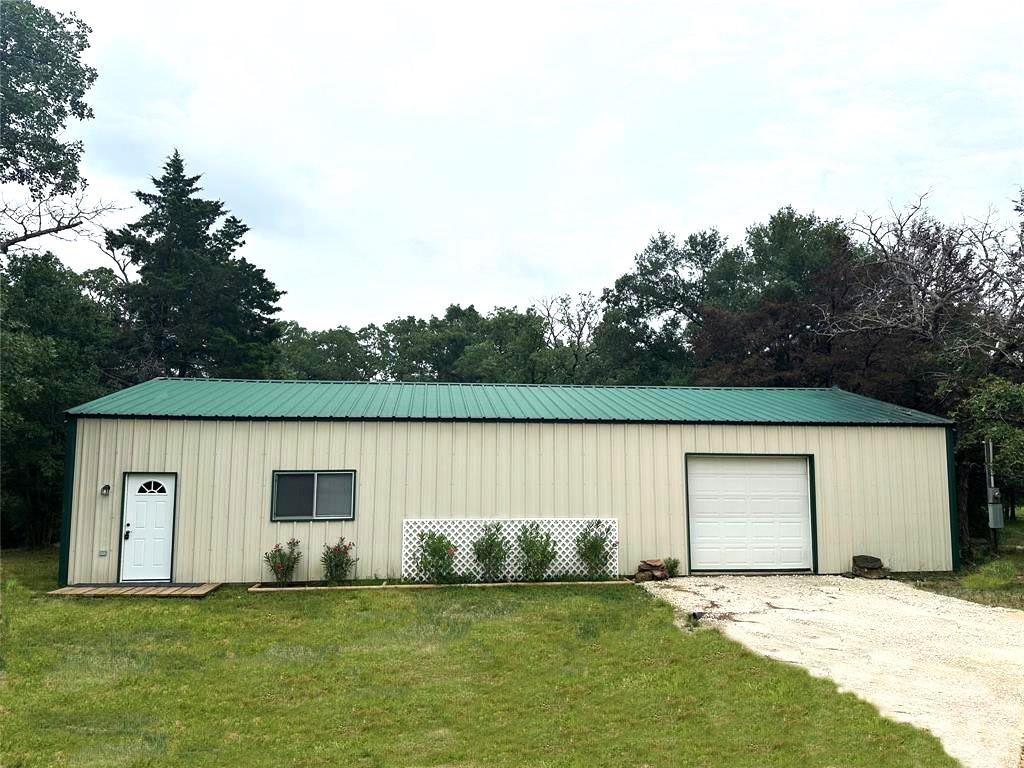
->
[60,379,956,585]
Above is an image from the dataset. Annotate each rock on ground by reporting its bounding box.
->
[644,575,1024,768]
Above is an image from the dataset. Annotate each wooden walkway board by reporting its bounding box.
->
[47,583,221,599]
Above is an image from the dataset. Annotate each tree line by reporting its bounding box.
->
[1,1,1022,553]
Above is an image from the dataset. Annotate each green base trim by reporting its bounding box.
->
[57,417,77,587]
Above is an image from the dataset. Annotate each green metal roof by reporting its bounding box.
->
[67,378,951,426]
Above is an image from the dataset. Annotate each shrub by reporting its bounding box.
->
[417,531,457,583]
[321,537,358,584]
[575,520,615,579]
[264,538,302,584]
[517,522,556,581]
[664,557,680,578]
[472,522,509,582]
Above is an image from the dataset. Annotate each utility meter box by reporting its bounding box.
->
[988,487,1004,529]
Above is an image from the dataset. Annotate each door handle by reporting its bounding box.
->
[124,525,131,541]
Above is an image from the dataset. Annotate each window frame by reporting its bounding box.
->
[270,470,357,522]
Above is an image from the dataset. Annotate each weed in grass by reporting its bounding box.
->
[961,558,1019,590]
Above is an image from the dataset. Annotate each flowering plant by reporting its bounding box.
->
[417,530,458,583]
[264,538,302,584]
[321,537,358,584]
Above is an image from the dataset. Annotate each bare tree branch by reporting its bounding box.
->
[822,198,1024,370]
[0,190,121,255]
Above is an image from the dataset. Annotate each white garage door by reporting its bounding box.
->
[687,456,813,571]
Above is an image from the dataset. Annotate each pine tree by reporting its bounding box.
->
[106,151,283,378]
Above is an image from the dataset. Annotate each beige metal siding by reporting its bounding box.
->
[67,419,952,584]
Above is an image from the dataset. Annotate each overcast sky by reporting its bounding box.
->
[41,1,1024,330]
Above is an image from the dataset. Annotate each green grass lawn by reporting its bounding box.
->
[899,516,1024,610]
[0,550,955,768]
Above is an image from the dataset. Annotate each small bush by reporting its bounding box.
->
[417,531,458,583]
[264,538,302,584]
[472,522,509,582]
[517,523,556,581]
[321,537,358,584]
[664,557,680,577]
[575,520,615,579]
[961,558,1017,590]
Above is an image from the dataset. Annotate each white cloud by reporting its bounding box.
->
[30,0,1024,329]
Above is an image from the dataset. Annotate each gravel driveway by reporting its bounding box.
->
[644,576,1024,768]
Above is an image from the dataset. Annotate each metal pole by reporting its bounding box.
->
[984,439,1002,554]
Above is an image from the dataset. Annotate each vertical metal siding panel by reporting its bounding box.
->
[938,429,952,567]
[69,420,92,583]
[536,425,552,517]
[581,424,598,518]
[436,421,453,517]
[865,429,884,564]
[98,420,121,583]
[479,423,496,516]
[914,428,935,569]
[509,423,526,518]
[195,422,217,581]
[801,427,822,572]
[529,423,543,517]
[651,425,670,563]
[421,421,438,519]
[114,419,136,579]
[497,423,513,518]
[891,427,913,569]
[451,423,467,516]
[905,434,929,573]
[163,420,184,580]
[610,425,627,559]
[567,425,580,517]
[830,425,849,574]
[596,425,612,519]
[405,422,423,519]
[937,434,950,573]
[884,427,906,570]
[623,425,641,568]
[380,421,399,577]
[665,426,685,573]
[226,421,249,583]
[74,420,97,583]
[241,421,266,582]
[258,422,283,583]
[463,424,480,516]
[95,420,119,583]
[638,425,656,560]
[206,422,231,582]
[336,422,360,574]
[354,422,379,578]
[305,424,334,579]
[216,422,236,583]
[556,424,569,517]
[177,421,198,581]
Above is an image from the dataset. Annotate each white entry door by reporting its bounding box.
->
[120,473,175,582]
[687,456,813,571]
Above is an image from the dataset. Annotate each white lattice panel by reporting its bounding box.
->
[401,518,619,582]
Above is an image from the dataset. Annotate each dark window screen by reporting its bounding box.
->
[274,474,315,519]
[315,473,354,518]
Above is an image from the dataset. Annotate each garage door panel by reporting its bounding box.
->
[688,456,813,571]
